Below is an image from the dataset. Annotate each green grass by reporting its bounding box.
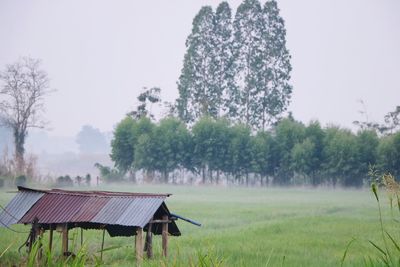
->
[0,185,396,266]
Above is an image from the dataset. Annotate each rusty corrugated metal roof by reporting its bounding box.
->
[17,187,171,227]
[91,197,164,227]
[0,190,44,227]
[20,193,90,224]
[2,187,181,236]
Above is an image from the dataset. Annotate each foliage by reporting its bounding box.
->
[177,0,291,129]
[342,172,400,266]
[110,111,400,187]
[377,132,400,178]
[94,163,124,183]
[177,6,219,123]
[56,175,73,187]
[128,87,161,120]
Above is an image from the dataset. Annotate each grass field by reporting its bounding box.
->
[0,184,396,266]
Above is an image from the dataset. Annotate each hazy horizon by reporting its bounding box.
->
[0,0,399,137]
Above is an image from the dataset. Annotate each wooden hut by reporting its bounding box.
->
[0,186,199,263]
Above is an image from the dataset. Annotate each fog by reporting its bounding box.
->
[0,0,399,138]
[0,0,399,177]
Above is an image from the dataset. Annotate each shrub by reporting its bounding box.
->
[56,175,73,187]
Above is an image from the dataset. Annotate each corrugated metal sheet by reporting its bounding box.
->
[0,191,44,227]
[71,197,110,222]
[91,197,164,227]
[20,193,90,224]
[19,189,167,228]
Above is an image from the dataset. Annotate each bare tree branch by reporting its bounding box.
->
[0,57,53,174]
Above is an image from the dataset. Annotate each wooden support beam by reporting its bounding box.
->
[100,228,105,261]
[149,219,172,224]
[48,226,53,252]
[162,215,168,258]
[37,228,44,260]
[61,224,68,256]
[145,223,153,259]
[81,228,83,247]
[135,227,144,265]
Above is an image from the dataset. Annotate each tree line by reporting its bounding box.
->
[110,115,400,187]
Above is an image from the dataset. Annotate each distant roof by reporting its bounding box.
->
[0,186,180,237]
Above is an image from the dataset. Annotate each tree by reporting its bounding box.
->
[177,6,218,123]
[0,57,52,174]
[110,117,154,182]
[135,118,190,183]
[378,132,400,178]
[322,127,361,187]
[76,125,109,154]
[192,117,231,183]
[274,117,305,185]
[128,87,161,120]
[251,131,277,185]
[111,117,137,173]
[254,0,292,129]
[213,2,235,118]
[355,130,378,182]
[232,0,263,126]
[291,121,325,185]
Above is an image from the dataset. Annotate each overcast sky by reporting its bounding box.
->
[0,0,399,137]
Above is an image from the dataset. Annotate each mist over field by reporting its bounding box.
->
[0,0,399,266]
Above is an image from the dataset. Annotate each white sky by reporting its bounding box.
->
[0,0,399,137]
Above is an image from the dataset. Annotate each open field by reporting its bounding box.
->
[0,184,396,266]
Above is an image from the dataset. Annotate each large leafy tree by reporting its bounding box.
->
[135,118,190,183]
[110,117,137,173]
[251,131,277,185]
[213,2,236,118]
[177,6,217,123]
[232,0,263,126]
[274,117,305,185]
[232,0,292,130]
[322,127,361,187]
[110,117,154,182]
[228,123,253,185]
[255,0,292,129]
[291,121,325,185]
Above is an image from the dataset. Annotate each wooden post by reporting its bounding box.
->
[135,227,143,264]
[61,224,68,256]
[81,228,84,247]
[37,228,44,260]
[49,226,53,252]
[100,228,105,261]
[145,223,153,259]
[162,215,168,258]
